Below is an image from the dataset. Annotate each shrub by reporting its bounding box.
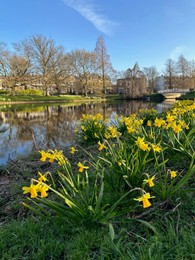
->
[15,89,44,96]
[0,89,10,95]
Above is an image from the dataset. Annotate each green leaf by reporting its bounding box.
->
[109,223,115,241]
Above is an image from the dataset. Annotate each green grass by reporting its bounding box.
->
[0,149,194,259]
[0,94,104,103]
[0,192,194,259]
[177,91,195,100]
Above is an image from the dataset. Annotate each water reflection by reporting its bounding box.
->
[0,100,162,165]
[154,99,178,113]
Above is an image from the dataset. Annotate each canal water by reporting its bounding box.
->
[0,100,176,165]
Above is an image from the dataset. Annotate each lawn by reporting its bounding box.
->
[0,94,104,103]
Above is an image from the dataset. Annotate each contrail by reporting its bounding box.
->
[62,0,117,35]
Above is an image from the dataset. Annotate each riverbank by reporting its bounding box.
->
[0,91,194,106]
[177,90,195,100]
[0,100,195,259]
[0,94,106,104]
[0,93,165,104]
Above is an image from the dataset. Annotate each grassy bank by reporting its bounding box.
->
[0,92,165,104]
[144,93,165,102]
[177,91,195,100]
[0,100,195,259]
[0,148,194,259]
[0,94,105,103]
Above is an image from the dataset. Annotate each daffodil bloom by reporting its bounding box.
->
[98,141,106,151]
[154,118,166,128]
[171,123,182,134]
[104,132,111,139]
[135,137,150,151]
[47,154,55,163]
[22,184,38,198]
[127,126,135,133]
[151,144,161,153]
[168,170,177,179]
[70,146,77,154]
[108,126,121,138]
[36,183,49,198]
[38,171,48,182]
[166,113,176,123]
[77,162,89,172]
[134,192,155,208]
[143,176,155,187]
[39,150,47,162]
[95,113,103,120]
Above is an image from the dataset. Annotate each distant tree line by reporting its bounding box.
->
[163,55,195,90]
[1,34,195,96]
[120,55,195,94]
[0,35,114,96]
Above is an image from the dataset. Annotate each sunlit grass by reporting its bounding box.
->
[0,94,103,102]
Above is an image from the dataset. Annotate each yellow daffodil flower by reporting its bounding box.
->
[77,162,89,172]
[36,183,49,198]
[134,192,155,208]
[143,176,155,187]
[39,150,47,162]
[38,171,48,182]
[23,181,49,199]
[70,146,78,154]
[168,170,177,179]
[22,184,38,198]
[166,113,176,123]
[154,118,166,128]
[98,141,106,151]
[151,144,161,153]
[135,137,150,151]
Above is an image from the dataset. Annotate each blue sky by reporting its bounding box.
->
[1,0,195,73]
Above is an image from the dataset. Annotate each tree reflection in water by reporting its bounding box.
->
[0,101,155,165]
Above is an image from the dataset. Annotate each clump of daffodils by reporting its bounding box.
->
[75,113,107,144]
[22,172,49,198]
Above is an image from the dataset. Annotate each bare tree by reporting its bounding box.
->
[177,55,190,89]
[189,59,195,89]
[143,66,158,93]
[164,58,177,89]
[2,54,30,93]
[94,35,114,96]
[112,70,126,85]
[68,49,96,96]
[14,34,66,96]
[49,52,72,94]
[0,42,10,77]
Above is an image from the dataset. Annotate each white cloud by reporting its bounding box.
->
[170,46,185,60]
[62,0,117,35]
